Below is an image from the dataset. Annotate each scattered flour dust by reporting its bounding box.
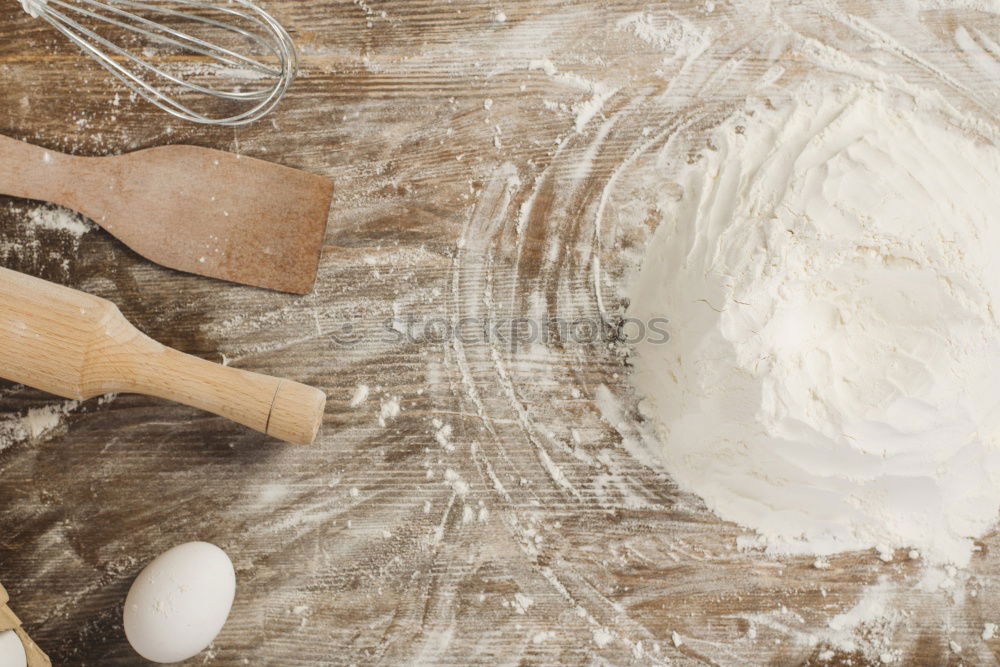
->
[378,395,400,426]
[1,203,96,273]
[348,384,370,408]
[26,205,95,237]
[727,576,902,663]
[614,11,711,64]
[627,79,1000,567]
[592,627,614,648]
[527,59,617,133]
[0,400,81,453]
[431,418,454,451]
[511,592,534,614]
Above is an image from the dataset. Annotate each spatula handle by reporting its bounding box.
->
[0,134,83,207]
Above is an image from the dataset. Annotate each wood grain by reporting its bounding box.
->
[1,1,999,665]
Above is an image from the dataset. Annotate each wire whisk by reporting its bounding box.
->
[19,0,297,125]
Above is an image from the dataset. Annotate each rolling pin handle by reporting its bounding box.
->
[266,380,327,445]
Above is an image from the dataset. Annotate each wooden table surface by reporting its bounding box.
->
[2,1,1000,664]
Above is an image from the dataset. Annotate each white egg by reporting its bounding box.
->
[123,541,236,664]
[0,630,27,667]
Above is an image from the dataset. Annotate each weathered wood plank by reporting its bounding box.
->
[1,1,999,665]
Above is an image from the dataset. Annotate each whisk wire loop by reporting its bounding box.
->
[22,0,297,125]
[71,0,282,75]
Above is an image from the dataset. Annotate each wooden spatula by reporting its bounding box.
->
[0,266,326,444]
[0,134,332,294]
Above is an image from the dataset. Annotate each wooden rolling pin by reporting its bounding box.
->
[0,582,50,666]
[0,267,326,445]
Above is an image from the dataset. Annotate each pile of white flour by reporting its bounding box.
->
[628,81,1000,566]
